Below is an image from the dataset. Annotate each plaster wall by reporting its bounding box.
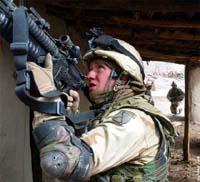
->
[190,66,200,123]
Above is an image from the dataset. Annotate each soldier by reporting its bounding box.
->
[145,79,155,105]
[28,35,175,181]
[167,81,185,114]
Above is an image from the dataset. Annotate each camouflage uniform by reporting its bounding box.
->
[30,35,175,181]
[82,39,175,180]
[81,96,174,181]
[167,85,184,114]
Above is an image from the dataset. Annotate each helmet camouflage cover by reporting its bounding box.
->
[83,35,145,83]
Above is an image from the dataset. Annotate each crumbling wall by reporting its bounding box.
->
[0,39,32,181]
[190,66,200,124]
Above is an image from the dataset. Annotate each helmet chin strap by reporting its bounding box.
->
[106,70,129,92]
[113,79,122,92]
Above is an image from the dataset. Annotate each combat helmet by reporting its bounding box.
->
[171,81,177,87]
[83,28,145,83]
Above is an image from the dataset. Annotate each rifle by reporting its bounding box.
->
[0,0,87,115]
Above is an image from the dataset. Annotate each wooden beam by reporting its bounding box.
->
[130,29,200,41]
[183,63,191,161]
[137,48,200,63]
[44,0,200,13]
[46,6,200,30]
[130,40,199,55]
[154,31,200,41]
[109,17,200,29]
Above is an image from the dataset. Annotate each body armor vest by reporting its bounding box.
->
[90,96,174,182]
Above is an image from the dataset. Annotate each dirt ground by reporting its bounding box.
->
[153,96,200,182]
[168,118,200,182]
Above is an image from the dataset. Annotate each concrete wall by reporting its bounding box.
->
[0,39,32,181]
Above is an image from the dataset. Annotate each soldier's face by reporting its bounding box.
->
[172,85,177,89]
[86,59,116,92]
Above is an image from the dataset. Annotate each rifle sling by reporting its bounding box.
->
[10,7,67,116]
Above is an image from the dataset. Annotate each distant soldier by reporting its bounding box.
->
[145,79,155,105]
[167,81,185,114]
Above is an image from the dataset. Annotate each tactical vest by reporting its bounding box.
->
[90,96,175,182]
[168,88,184,102]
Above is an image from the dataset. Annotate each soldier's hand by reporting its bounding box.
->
[27,53,57,97]
[68,90,80,113]
[27,54,80,113]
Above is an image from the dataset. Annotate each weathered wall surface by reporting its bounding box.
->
[0,40,32,181]
[0,3,70,182]
[190,66,200,124]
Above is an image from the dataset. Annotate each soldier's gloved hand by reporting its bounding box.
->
[27,54,80,112]
[67,90,80,113]
[58,90,79,113]
[27,53,57,97]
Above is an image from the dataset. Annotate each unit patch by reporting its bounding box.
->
[112,110,136,125]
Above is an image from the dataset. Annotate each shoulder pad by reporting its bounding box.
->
[112,110,136,125]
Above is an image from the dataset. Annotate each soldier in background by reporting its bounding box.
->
[145,79,155,105]
[167,81,185,114]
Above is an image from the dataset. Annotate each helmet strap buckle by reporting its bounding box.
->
[113,71,130,92]
[113,79,121,92]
